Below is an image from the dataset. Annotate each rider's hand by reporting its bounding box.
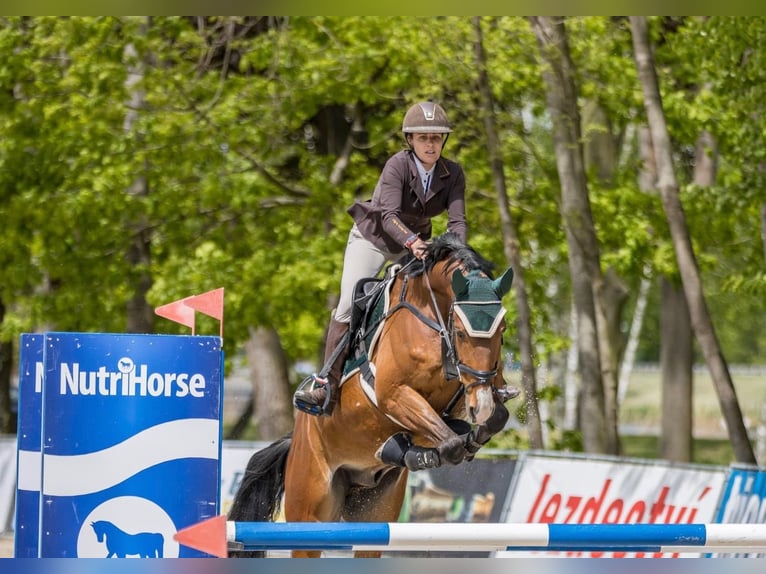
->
[409,238,429,260]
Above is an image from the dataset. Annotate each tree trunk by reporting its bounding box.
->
[630,16,756,463]
[659,129,717,462]
[761,202,766,262]
[529,16,609,453]
[563,304,579,430]
[473,17,543,449]
[660,276,693,461]
[619,127,656,405]
[245,326,294,440]
[123,24,154,334]
[582,99,629,455]
[596,268,629,454]
[617,271,651,405]
[582,99,620,185]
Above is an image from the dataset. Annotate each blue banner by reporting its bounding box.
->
[14,334,43,558]
[712,465,766,558]
[33,332,222,558]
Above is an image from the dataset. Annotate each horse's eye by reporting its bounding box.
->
[456,329,467,341]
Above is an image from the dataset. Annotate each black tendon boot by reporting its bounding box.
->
[293,318,349,416]
[377,432,441,471]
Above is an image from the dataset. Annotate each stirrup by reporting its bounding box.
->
[293,374,332,416]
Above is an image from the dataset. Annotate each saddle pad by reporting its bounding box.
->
[339,270,398,407]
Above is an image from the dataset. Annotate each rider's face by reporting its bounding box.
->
[409,133,444,169]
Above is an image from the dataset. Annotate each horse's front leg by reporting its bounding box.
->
[378,385,465,466]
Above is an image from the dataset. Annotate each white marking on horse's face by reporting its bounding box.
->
[470,386,495,425]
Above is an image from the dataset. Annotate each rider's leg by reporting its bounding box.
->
[293,225,399,415]
[293,316,349,413]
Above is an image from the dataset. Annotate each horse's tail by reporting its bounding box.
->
[227,432,292,558]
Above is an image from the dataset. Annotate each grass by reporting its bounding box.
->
[618,368,764,465]
[619,367,765,439]
[620,434,738,466]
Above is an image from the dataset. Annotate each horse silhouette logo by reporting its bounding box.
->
[91,520,164,558]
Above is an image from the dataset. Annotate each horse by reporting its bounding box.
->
[90,520,164,558]
[228,232,516,558]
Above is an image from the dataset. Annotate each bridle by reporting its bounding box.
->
[386,264,504,417]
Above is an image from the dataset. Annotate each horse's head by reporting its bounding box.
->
[449,266,513,424]
[91,521,105,542]
[415,232,514,425]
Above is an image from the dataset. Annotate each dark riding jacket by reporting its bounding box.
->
[347,150,467,253]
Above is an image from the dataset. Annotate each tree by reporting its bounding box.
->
[472,17,543,448]
[529,16,612,453]
[630,16,756,463]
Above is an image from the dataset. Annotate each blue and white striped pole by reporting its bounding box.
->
[226,522,766,554]
[174,517,766,557]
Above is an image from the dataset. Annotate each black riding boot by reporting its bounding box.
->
[293,318,349,416]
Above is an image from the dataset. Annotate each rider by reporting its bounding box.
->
[293,101,468,415]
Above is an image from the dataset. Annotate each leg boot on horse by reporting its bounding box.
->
[293,317,349,416]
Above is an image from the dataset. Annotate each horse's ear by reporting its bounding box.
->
[451,269,469,297]
[492,267,514,297]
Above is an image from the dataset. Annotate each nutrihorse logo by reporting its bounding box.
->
[77,496,179,557]
[91,520,164,558]
[57,355,208,398]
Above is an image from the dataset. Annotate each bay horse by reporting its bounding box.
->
[228,232,516,558]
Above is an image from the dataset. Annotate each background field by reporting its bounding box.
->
[221,364,766,466]
[619,366,765,437]
[618,366,766,465]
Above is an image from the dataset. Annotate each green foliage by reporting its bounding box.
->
[0,16,764,401]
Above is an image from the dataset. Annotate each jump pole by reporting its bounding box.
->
[174,516,766,557]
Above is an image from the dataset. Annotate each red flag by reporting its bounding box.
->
[154,298,195,333]
[185,287,224,321]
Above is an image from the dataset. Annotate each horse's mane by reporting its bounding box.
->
[402,232,496,278]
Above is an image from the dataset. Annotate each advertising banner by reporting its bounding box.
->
[219,441,269,516]
[13,333,43,557]
[712,465,766,558]
[498,452,727,558]
[0,437,16,535]
[16,332,223,558]
[393,457,519,557]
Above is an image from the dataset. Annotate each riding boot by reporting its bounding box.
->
[293,318,350,415]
